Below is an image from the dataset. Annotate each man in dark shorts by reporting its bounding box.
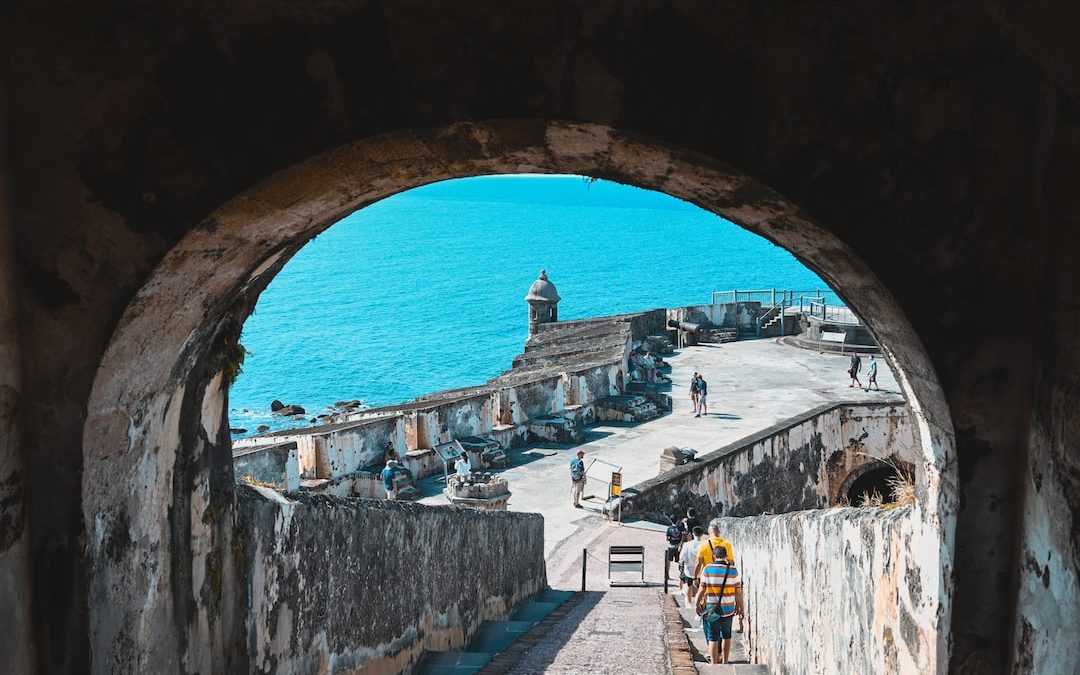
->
[866,354,879,391]
[695,545,745,664]
[664,514,685,583]
[848,353,862,388]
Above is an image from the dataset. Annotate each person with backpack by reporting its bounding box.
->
[569,450,587,508]
[665,514,686,583]
[694,544,745,665]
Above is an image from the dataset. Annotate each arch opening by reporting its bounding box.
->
[81,120,957,673]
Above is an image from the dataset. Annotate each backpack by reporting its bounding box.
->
[666,524,683,546]
[570,458,585,481]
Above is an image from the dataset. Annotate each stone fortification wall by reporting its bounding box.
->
[233,441,300,490]
[719,508,937,674]
[235,486,546,674]
[669,302,763,334]
[626,402,915,520]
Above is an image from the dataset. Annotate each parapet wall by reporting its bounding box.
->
[625,402,915,520]
[719,508,937,674]
[235,486,547,674]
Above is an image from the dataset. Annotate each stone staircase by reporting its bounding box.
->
[667,592,769,674]
[418,589,577,674]
[594,394,663,423]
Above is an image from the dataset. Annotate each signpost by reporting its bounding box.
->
[610,472,623,523]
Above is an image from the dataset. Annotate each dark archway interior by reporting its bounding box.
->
[848,466,901,504]
[4,2,1080,673]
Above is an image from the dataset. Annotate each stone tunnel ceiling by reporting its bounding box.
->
[3,1,1080,673]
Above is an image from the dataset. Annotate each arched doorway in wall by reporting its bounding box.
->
[80,120,957,672]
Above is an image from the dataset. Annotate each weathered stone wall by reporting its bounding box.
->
[670,302,762,333]
[626,402,915,520]
[234,359,621,488]
[718,508,937,674]
[235,486,546,674]
[232,442,299,490]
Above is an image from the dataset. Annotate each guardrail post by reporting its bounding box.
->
[581,547,587,592]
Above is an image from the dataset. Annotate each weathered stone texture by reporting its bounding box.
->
[235,487,546,674]
[719,508,935,675]
[2,1,1080,673]
[627,402,916,520]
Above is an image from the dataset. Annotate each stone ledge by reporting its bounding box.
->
[663,593,697,675]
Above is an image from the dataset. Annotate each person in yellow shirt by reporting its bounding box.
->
[693,523,736,578]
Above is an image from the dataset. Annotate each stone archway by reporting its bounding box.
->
[81,119,956,672]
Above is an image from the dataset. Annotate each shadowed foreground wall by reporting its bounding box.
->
[7,1,1080,672]
[719,509,934,675]
[235,487,546,674]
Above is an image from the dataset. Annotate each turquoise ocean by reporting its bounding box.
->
[230,176,833,435]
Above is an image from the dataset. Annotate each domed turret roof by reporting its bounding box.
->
[524,269,561,303]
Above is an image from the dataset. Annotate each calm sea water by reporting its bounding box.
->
[230,176,832,434]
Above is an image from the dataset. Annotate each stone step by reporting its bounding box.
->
[670,593,767,674]
[418,589,579,675]
[420,651,492,675]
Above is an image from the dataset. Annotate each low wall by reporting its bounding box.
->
[718,508,938,674]
[625,402,914,520]
[233,441,300,490]
[235,486,547,674]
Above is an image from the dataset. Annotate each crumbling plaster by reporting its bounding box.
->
[719,508,936,675]
[627,402,916,519]
[235,487,546,674]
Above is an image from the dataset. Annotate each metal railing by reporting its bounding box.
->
[707,288,860,336]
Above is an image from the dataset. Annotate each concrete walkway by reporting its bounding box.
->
[419,339,903,556]
[505,516,672,674]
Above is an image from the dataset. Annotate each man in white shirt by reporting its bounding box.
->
[679,526,706,604]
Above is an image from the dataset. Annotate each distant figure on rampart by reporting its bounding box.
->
[865,355,879,391]
[690,372,700,412]
[381,457,399,500]
[455,452,471,477]
[847,353,862,388]
[569,449,586,508]
[695,376,709,417]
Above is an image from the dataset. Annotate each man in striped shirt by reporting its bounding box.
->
[694,544,744,665]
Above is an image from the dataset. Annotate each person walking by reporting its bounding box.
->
[680,526,706,604]
[847,353,862,388]
[380,456,399,500]
[696,376,709,417]
[694,544,745,665]
[865,354,879,391]
[693,523,736,579]
[689,372,700,415]
[681,507,702,534]
[665,514,685,584]
[569,450,587,508]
